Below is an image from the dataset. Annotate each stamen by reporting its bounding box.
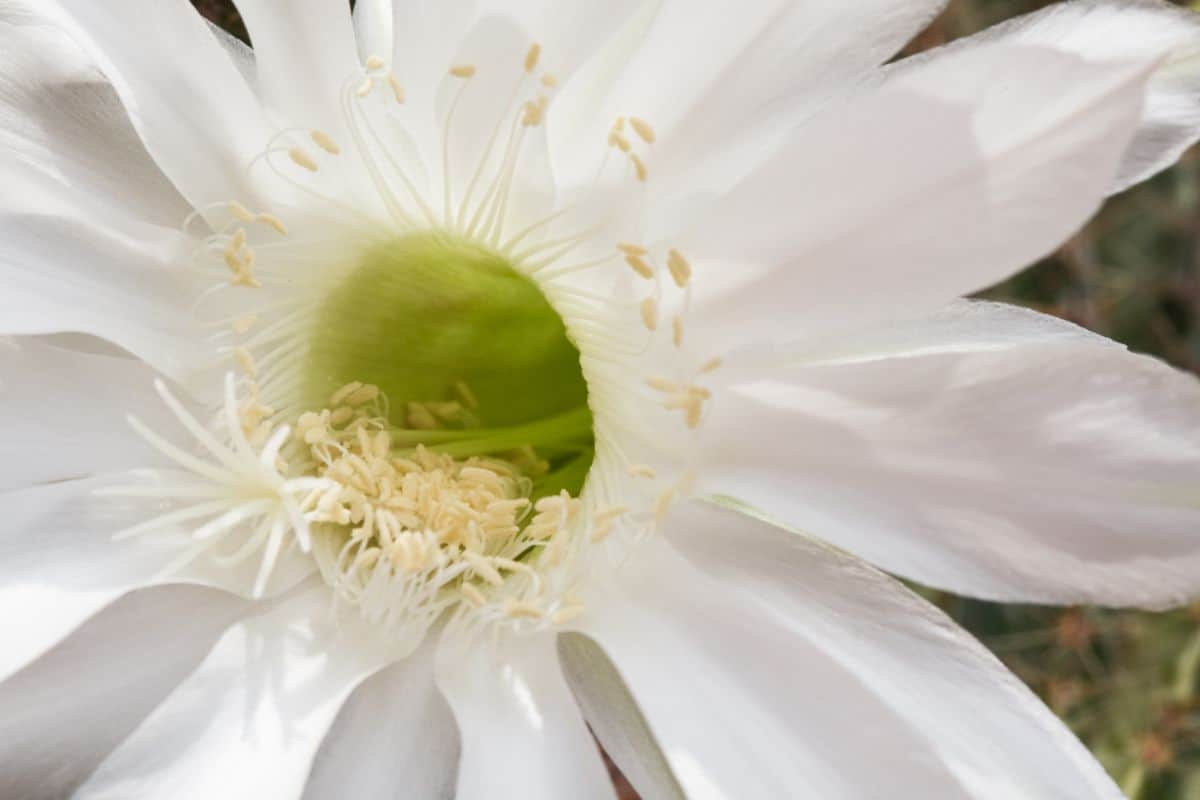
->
[640,297,659,331]
[629,117,657,144]
[231,314,258,335]
[387,74,406,104]
[624,253,654,280]
[289,147,320,172]
[449,64,477,79]
[524,43,542,73]
[310,130,342,155]
[667,249,692,288]
[229,201,256,223]
[234,347,258,378]
[630,153,648,182]
[609,131,632,153]
[256,213,290,236]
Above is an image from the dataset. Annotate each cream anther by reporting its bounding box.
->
[700,357,723,374]
[524,43,542,73]
[630,117,657,144]
[387,74,406,104]
[640,297,659,331]
[617,242,648,257]
[522,95,549,127]
[365,54,387,71]
[624,253,654,280]
[672,316,684,348]
[449,64,477,79]
[229,200,256,223]
[231,314,258,335]
[551,605,585,625]
[234,347,258,378]
[630,153,648,182]
[310,130,342,155]
[505,599,544,619]
[356,77,374,97]
[541,73,558,88]
[647,377,682,393]
[667,249,692,288]
[256,213,289,236]
[407,402,439,430]
[330,381,366,406]
[609,131,632,152]
[289,147,319,172]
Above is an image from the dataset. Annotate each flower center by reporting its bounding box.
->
[303,232,594,491]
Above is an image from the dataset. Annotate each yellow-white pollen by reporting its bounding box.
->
[289,147,319,172]
[629,117,657,144]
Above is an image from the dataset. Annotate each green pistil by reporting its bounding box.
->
[305,233,595,495]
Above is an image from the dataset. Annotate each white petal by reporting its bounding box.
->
[435,631,616,800]
[550,0,946,188]
[353,0,393,63]
[0,585,249,799]
[0,338,172,490]
[78,584,401,800]
[0,5,190,227]
[232,0,359,133]
[0,475,314,683]
[0,213,210,380]
[925,0,1200,194]
[558,633,686,800]
[50,0,276,209]
[703,300,1200,609]
[303,636,458,800]
[581,500,1122,798]
[0,478,172,683]
[674,43,1156,356]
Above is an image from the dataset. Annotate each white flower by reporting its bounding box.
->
[2,0,1200,797]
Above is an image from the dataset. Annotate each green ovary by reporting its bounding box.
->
[304,233,594,496]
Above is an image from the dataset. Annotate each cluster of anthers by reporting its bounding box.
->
[293,380,611,639]
[107,40,725,646]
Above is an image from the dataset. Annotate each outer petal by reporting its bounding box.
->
[353,0,393,63]
[672,44,1156,355]
[0,4,189,227]
[49,0,276,208]
[77,584,401,800]
[303,638,459,800]
[231,0,359,133]
[0,213,210,380]
[0,338,174,490]
[572,501,1122,799]
[0,585,249,800]
[0,478,173,683]
[0,475,314,684]
[703,300,1200,609]
[912,0,1200,194]
[435,631,616,800]
[550,0,947,187]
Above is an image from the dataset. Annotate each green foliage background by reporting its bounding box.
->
[191,1,1200,796]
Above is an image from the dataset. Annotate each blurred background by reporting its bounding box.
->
[192,1,1200,796]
